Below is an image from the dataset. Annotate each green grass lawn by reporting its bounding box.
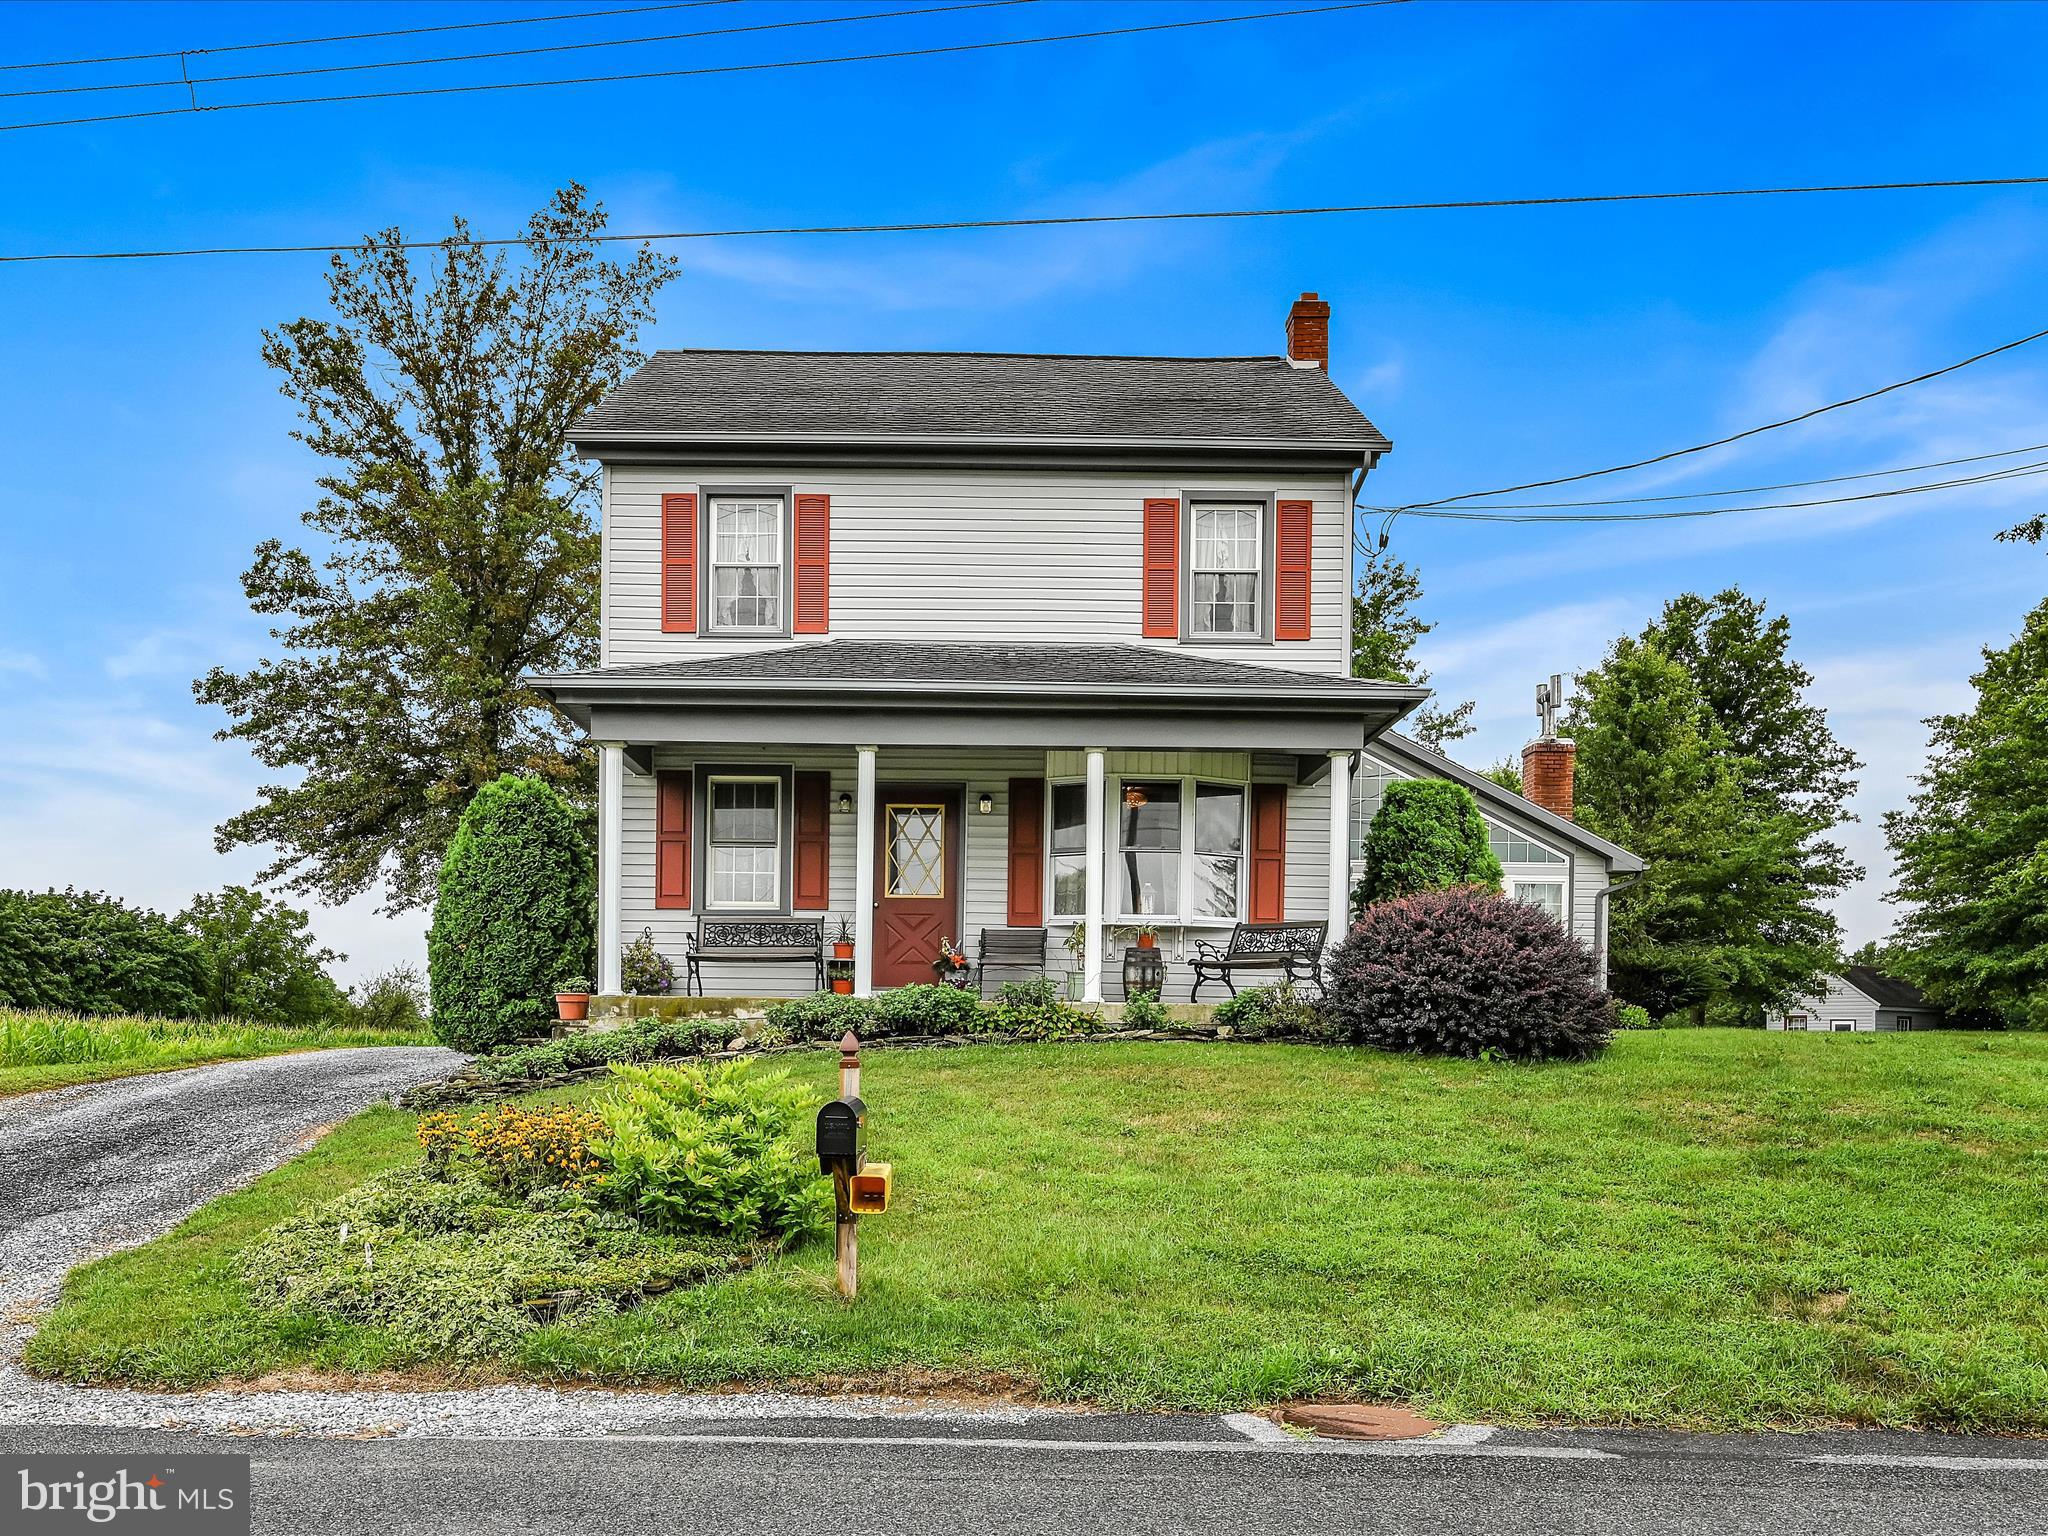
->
[0,1009,436,1096]
[25,1031,2048,1429]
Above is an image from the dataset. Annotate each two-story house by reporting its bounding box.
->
[532,294,1641,1001]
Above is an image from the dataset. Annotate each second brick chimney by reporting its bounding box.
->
[1286,291,1330,369]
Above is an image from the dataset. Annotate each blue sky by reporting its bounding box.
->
[2,0,2044,980]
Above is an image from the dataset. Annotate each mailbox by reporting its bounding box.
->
[847,1161,893,1215]
[816,1096,867,1174]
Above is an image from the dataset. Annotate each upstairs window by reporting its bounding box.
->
[710,495,784,632]
[1189,503,1261,636]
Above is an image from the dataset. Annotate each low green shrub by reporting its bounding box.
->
[587,1060,827,1239]
[1614,1003,1655,1030]
[870,983,983,1036]
[990,978,1101,1041]
[764,990,874,1041]
[240,1169,749,1359]
[1120,989,1171,1030]
[1212,984,1330,1040]
[474,1017,728,1082]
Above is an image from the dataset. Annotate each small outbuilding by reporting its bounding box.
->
[1766,966,1942,1032]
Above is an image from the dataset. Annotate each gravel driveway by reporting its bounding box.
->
[0,1047,463,1336]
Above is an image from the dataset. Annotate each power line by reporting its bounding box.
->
[1369,438,2048,512]
[0,3,723,72]
[0,2,1029,102]
[1388,320,2048,512]
[0,1,1399,133]
[6,172,2047,266]
[1392,458,2048,525]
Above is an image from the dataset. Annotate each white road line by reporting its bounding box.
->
[1804,1453,2048,1473]
[603,1431,1617,1460]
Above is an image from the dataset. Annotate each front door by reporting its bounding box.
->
[872,786,962,989]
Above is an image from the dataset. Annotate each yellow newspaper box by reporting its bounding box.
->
[846,1162,893,1215]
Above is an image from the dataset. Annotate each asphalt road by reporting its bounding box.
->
[0,1046,464,1326]
[5,1420,2044,1535]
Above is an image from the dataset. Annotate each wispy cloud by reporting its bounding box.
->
[0,649,45,680]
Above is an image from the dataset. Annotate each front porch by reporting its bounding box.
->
[529,641,1426,1004]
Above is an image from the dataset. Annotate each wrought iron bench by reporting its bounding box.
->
[974,927,1047,996]
[1188,920,1328,1001]
[685,917,826,997]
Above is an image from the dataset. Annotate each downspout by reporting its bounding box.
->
[1594,872,1641,990]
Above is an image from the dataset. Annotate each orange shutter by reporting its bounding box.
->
[793,493,830,634]
[1275,499,1312,641]
[1006,778,1045,927]
[655,769,693,909]
[1141,498,1180,638]
[1249,783,1287,922]
[793,771,832,910]
[660,493,697,633]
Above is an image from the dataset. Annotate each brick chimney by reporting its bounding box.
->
[1285,291,1330,369]
[1522,672,1576,820]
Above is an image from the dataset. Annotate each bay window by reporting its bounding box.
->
[707,776,780,908]
[1044,774,1249,924]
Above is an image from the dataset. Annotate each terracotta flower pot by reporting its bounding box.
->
[1136,933,1157,949]
[831,977,854,995]
[833,941,854,960]
[555,992,592,1023]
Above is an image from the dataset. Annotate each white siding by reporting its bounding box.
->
[599,463,1352,676]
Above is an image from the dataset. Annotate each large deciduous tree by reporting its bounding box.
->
[1566,637,1836,1022]
[178,885,345,1027]
[1640,588,1861,905]
[1350,553,1475,751]
[196,185,677,911]
[1883,596,2048,1028]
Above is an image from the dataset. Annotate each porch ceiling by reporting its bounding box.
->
[529,641,1425,754]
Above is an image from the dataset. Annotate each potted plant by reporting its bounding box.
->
[1062,925,1088,999]
[828,967,855,996]
[931,936,970,986]
[554,976,593,1023]
[831,916,854,962]
[1119,922,1159,951]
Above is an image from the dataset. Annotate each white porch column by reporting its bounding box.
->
[596,742,625,995]
[853,746,878,998]
[1082,747,1107,1003]
[1326,749,1352,950]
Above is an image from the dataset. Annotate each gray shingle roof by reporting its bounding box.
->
[1841,965,1932,1011]
[532,640,1416,698]
[572,350,1389,450]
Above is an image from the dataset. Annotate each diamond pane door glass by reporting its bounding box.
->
[886,805,945,898]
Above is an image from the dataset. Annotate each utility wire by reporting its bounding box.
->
[1386,320,2048,512]
[0,2,1398,133]
[1367,438,2048,511]
[0,1,1030,101]
[5,172,2046,265]
[1391,458,2048,524]
[0,3,723,72]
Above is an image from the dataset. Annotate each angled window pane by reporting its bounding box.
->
[1050,781,1088,854]
[1195,783,1243,856]
[1051,854,1086,917]
[1193,854,1239,918]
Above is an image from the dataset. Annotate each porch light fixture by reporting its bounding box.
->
[836,790,853,814]
[977,792,994,816]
